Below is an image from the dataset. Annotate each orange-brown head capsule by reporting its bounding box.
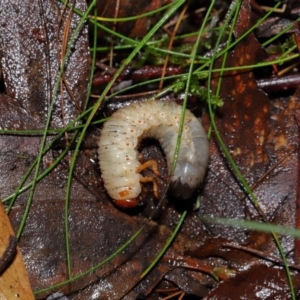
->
[114,198,139,208]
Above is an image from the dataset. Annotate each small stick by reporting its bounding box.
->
[0,236,18,275]
[294,111,300,264]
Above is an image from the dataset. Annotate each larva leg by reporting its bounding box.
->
[140,176,159,199]
[136,159,161,177]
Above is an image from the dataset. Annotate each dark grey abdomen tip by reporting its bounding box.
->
[170,180,197,200]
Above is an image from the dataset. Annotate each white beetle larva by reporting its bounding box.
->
[98,100,209,208]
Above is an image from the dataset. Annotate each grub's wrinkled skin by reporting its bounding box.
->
[98,100,209,207]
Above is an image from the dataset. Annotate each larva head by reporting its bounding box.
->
[114,198,139,208]
[107,184,141,208]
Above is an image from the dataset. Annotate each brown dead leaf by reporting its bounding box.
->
[1,0,300,298]
[167,0,300,297]
[204,264,300,300]
[197,0,271,244]
[9,199,210,299]
[0,0,90,128]
[0,202,34,299]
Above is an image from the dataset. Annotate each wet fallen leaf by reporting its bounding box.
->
[204,264,300,300]
[0,0,300,298]
[0,201,34,299]
[0,0,90,128]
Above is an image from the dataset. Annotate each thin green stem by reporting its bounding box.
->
[64,2,99,278]
[140,0,216,285]
[90,1,175,22]
[35,222,147,295]
[16,0,96,239]
[140,211,187,279]
[206,1,295,298]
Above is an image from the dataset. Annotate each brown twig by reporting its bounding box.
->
[159,1,189,90]
[294,110,300,264]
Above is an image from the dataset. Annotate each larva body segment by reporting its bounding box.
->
[98,100,209,207]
